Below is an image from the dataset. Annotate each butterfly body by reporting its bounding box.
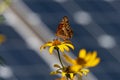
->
[56,16,73,40]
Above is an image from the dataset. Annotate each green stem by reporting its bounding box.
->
[56,48,64,68]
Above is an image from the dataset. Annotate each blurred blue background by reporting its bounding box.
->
[0,0,120,80]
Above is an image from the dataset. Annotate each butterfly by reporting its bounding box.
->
[56,16,73,40]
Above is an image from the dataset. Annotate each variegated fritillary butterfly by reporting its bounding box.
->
[56,16,73,40]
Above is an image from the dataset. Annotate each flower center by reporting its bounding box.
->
[75,58,86,65]
[53,39,61,46]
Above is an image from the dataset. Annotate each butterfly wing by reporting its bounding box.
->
[56,16,73,40]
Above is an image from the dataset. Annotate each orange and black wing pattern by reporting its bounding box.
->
[56,16,73,40]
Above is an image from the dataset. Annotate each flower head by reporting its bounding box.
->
[63,49,100,77]
[78,49,100,68]
[50,64,75,80]
[40,39,74,54]
[50,49,100,80]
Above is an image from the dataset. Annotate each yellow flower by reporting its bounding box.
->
[63,49,100,76]
[50,64,75,80]
[40,39,74,54]
[61,71,74,79]
[78,49,100,68]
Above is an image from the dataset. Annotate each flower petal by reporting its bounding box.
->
[54,64,61,68]
[63,45,70,52]
[63,53,76,65]
[69,73,74,79]
[85,51,99,67]
[40,42,52,51]
[87,51,97,65]
[90,58,100,67]
[49,46,55,54]
[80,69,89,76]
[62,72,66,77]
[79,49,86,58]
[78,72,83,76]
[58,45,65,53]
[50,71,58,75]
[44,42,53,47]
[65,44,74,50]
[92,51,97,59]
[84,52,91,61]
[69,65,82,73]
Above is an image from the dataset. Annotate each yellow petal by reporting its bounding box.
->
[85,53,91,61]
[69,73,74,79]
[83,71,88,76]
[87,51,97,65]
[92,51,97,59]
[49,46,55,54]
[40,42,52,51]
[65,44,74,50]
[58,45,65,52]
[84,69,89,73]
[50,71,58,75]
[69,65,82,73]
[63,53,76,65]
[90,58,100,67]
[81,69,89,75]
[85,51,99,67]
[79,49,86,58]
[62,72,66,77]
[44,42,53,46]
[63,45,70,52]
[78,72,83,76]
